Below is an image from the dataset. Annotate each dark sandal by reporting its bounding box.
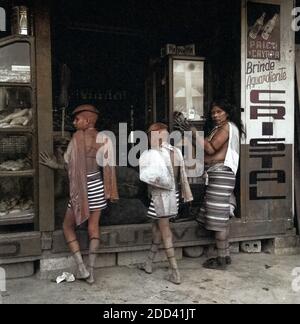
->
[202,257,227,270]
[225,256,232,265]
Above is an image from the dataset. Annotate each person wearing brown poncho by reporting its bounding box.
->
[40,105,118,284]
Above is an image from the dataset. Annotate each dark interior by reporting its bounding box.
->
[51,0,242,132]
[48,0,243,227]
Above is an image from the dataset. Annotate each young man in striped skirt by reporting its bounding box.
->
[40,104,118,283]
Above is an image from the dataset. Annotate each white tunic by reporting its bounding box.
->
[224,122,240,175]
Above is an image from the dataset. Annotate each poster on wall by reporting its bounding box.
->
[247,2,281,60]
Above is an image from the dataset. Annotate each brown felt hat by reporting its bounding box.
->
[72,105,99,116]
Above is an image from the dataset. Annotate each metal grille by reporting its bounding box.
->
[0,135,29,155]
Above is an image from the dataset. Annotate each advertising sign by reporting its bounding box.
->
[241,0,294,224]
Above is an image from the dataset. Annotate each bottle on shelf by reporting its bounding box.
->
[19,7,28,35]
[261,13,279,41]
[188,107,195,120]
[11,6,29,36]
[249,12,266,40]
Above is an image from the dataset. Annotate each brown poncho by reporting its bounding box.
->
[64,129,119,226]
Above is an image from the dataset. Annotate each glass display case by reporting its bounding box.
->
[173,59,204,121]
[146,55,205,129]
[145,55,206,219]
[0,35,36,227]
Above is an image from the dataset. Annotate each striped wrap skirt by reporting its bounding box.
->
[147,191,180,220]
[197,165,236,232]
[68,171,108,212]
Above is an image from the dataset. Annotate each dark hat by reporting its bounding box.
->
[72,105,99,116]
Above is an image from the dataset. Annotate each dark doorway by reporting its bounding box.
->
[51,0,241,133]
[51,0,242,226]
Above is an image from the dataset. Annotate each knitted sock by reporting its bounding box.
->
[86,238,100,284]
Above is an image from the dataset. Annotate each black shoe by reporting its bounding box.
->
[225,256,232,265]
[202,257,227,270]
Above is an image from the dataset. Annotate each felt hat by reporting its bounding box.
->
[72,105,99,116]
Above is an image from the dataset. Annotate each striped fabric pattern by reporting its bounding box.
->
[68,171,107,212]
[197,168,235,232]
[147,191,180,220]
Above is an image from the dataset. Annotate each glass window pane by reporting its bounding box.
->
[0,42,31,83]
[173,60,204,121]
[0,7,6,32]
[0,134,32,167]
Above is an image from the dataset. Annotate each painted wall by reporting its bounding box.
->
[241,0,295,227]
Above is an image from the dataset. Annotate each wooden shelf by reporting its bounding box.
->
[0,127,34,134]
[0,82,32,87]
[0,36,37,229]
[0,170,35,177]
[0,211,34,226]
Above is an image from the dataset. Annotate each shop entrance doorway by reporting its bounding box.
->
[52,0,242,227]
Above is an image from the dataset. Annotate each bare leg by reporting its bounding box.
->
[216,228,231,264]
[139,221,162,274]
[158,218,181,285]
[216,230,228,258]
[63,208,90,279]
[224,228,231,264]
[86,210,101,285]
[203,229,230,270]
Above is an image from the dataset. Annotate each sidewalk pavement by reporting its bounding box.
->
[2,253,300,304]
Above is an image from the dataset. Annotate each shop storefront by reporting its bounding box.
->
[0,0,296,277]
